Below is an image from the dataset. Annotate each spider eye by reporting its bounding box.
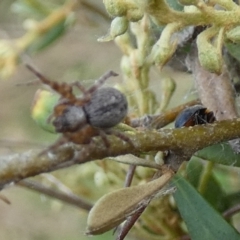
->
[53,106,87,132]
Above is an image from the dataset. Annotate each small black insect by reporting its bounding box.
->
[26,64,130,151]
[175,105,215,128]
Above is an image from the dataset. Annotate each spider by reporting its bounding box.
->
[26,64,131,152]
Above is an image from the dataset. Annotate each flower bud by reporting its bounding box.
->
[103,0,127,17]
[103,0,143,21]
[197,28,223,74]
[184,5,201,13]
[98,17,129,42]
[147,23,182,68]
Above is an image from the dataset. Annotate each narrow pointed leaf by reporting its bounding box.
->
[187,158,227,212]
[173,174,240,240]
[196,143,240,167]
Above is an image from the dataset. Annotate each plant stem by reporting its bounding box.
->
[198,161,215,194]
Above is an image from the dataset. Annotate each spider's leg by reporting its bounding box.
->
[70,81,93,104]
[71,81,88,94]
[38,136,68,156]
[98,130,110,148]
[87,71,118,94]
[26,64,76,100]
[116,207,144,240]
[124,165,136,187]
[104,129,135,148]
[195,113,207,125]
[207,111,215,123]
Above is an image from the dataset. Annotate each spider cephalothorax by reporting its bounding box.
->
[26,64,129,151]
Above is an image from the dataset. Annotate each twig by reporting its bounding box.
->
[124,165,136,188]
[18,179,93,211]
[223,204,240,219]
[130,99,200,128]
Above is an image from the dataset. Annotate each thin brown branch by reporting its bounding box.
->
[124,165,136,188]
[117,204,146,240]
[223,203,240,219]
[130,99,200,129]
[18,179,93,211]
[1,118,240,188]
[116,171,163,240]
[151,100,201,129]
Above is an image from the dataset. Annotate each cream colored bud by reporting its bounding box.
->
[147,23,182,67]
[197,28,223,74]
[103,0,143,21]
[98,17,129,42]
[198,43,222,74]
[127,8,143,22]
[149,40,178,68]
[184,5,201,13]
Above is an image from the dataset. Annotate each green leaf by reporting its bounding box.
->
[166,0,184,11]
[173,174,240,240]
[31,89,58,133]
[225,42,240,62]
[186,158,227,212]
[195,143,240,167]
[11,0,51,19]
[224,191,240,209]
[27,19,69,53]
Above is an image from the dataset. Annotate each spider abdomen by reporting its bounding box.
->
[84,87,128,128]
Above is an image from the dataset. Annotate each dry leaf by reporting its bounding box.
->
[86,170,173,235]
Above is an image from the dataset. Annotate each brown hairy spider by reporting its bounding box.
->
[26,64,131,152]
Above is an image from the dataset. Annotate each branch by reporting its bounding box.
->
[1,118,240,188]
[130,99,200,129]
[18,179,93,211]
